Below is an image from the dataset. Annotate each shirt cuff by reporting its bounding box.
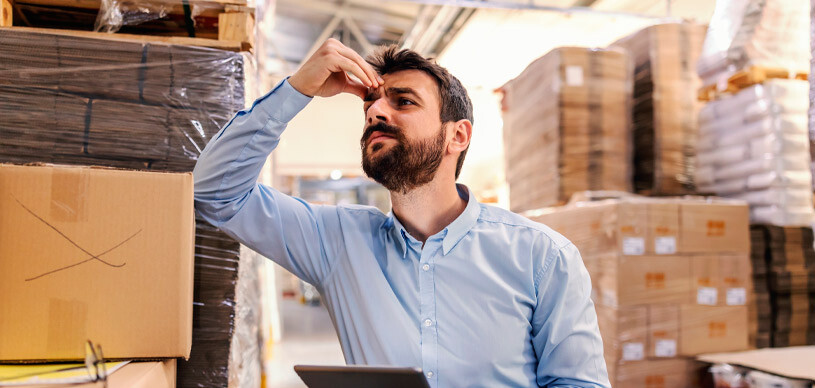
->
[255,77,313,124]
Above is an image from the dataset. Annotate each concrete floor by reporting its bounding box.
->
[266,299,345,388]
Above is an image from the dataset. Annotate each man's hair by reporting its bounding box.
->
[366,45,473,180]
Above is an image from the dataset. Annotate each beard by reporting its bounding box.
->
[360,122,446,194]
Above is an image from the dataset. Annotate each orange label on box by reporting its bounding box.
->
[655,226,671,235]
[590,221,602,231]
[697,277,712,287]
[706,220,726,236]
[724,277,740,286]
[652,330,668,338]
[646,272,666,289]
[621,225,635,233]
[645,375,666,388]
[708,321,727,338]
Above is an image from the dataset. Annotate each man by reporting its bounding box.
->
[193,39,610,388]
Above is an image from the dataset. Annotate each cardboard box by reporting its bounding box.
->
[698,346,815,382]
[0,164,194,361]
[612,358,700,388]
[600,256,691,306]
[648,304,680,358]
[22,359,177,388]
[679,201,750,254]
[679,305,749,356]
[691,255,752,306]
[596,305,649,362]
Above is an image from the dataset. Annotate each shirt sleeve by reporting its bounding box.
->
[192,78,340,287]
[531,242,611,388]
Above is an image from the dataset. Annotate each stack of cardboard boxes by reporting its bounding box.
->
[0,28,263,387]
[529,195,752,387]
[500,47,633,212]
[750,225,815,347]
[611,23,707,195]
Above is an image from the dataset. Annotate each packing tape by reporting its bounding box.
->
[47,298,88,356]
[49,167,89,223]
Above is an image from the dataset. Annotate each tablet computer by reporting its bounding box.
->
[294,364,431,388]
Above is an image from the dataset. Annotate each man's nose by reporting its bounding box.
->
[366,98,391,125]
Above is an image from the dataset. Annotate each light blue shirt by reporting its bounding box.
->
[193,79,610,388]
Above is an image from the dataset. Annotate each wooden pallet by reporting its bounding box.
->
[2,0,254,50]
[698,66,808,101]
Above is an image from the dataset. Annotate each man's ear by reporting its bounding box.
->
[447,119,472,155]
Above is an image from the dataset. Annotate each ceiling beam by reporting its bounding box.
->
[299,13,344,67]
[383,0,663,19]
[342,16,375,54]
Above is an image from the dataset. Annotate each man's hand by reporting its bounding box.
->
[288,38,383,99]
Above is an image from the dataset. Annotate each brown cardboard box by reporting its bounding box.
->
[613,358,698,388]
[648,304,680,358]
[679,201,750,254]
[691,255,752,306]
[599,256,691,307]
[23,359,177,388]
[0,164,194,361]
[647,201,681,255]
[596,305,649,362]
[698,346,815,381]
[531,198,685,257]
[679,305,749,356]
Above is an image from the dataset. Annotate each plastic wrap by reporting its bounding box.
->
[529,196,754,387]
[697,79,815,226]
[749,225,815,347]
[93,0,231,34]
[697,0,811,86]
[500,47,633,213]
[710,364,750,388]
[0,28,263,388]
[611,23,707,195]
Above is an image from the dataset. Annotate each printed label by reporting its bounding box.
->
[646,272,666,289]
[622,237,645,255]
[565,66,584,86]
[697,287,718,305]
[726,288,747,305]
[706,220,726,237]
[622,342,644,361]
[654,339,677,357]
[654,236,677,254]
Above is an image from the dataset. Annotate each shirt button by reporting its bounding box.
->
[426,371,434,379]
[423,319,432,327]
[422,264,430,271]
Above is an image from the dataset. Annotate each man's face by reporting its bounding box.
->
[360,70,447,193]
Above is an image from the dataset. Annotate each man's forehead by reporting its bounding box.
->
[379,70,439,99]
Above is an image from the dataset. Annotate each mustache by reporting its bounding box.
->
[361,122,404,146]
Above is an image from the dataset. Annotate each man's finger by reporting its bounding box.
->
[336,45,382,87]
[343,76,368,99]
[336,56,374,88]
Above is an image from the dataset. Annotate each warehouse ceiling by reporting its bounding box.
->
[258,0,713,78]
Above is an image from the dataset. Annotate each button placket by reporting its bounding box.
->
[418,241,439,387]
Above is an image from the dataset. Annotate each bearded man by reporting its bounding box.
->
[193,38,610,388]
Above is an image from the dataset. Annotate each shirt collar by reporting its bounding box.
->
[382,184,481,258]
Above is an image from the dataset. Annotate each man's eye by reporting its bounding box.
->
[398,98,415,106]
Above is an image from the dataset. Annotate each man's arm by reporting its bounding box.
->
[193,39,382,286]
[531,242,611,388]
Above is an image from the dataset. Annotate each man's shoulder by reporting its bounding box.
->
[476,203,572,249]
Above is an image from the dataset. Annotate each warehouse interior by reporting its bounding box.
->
[1,0,814,387]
